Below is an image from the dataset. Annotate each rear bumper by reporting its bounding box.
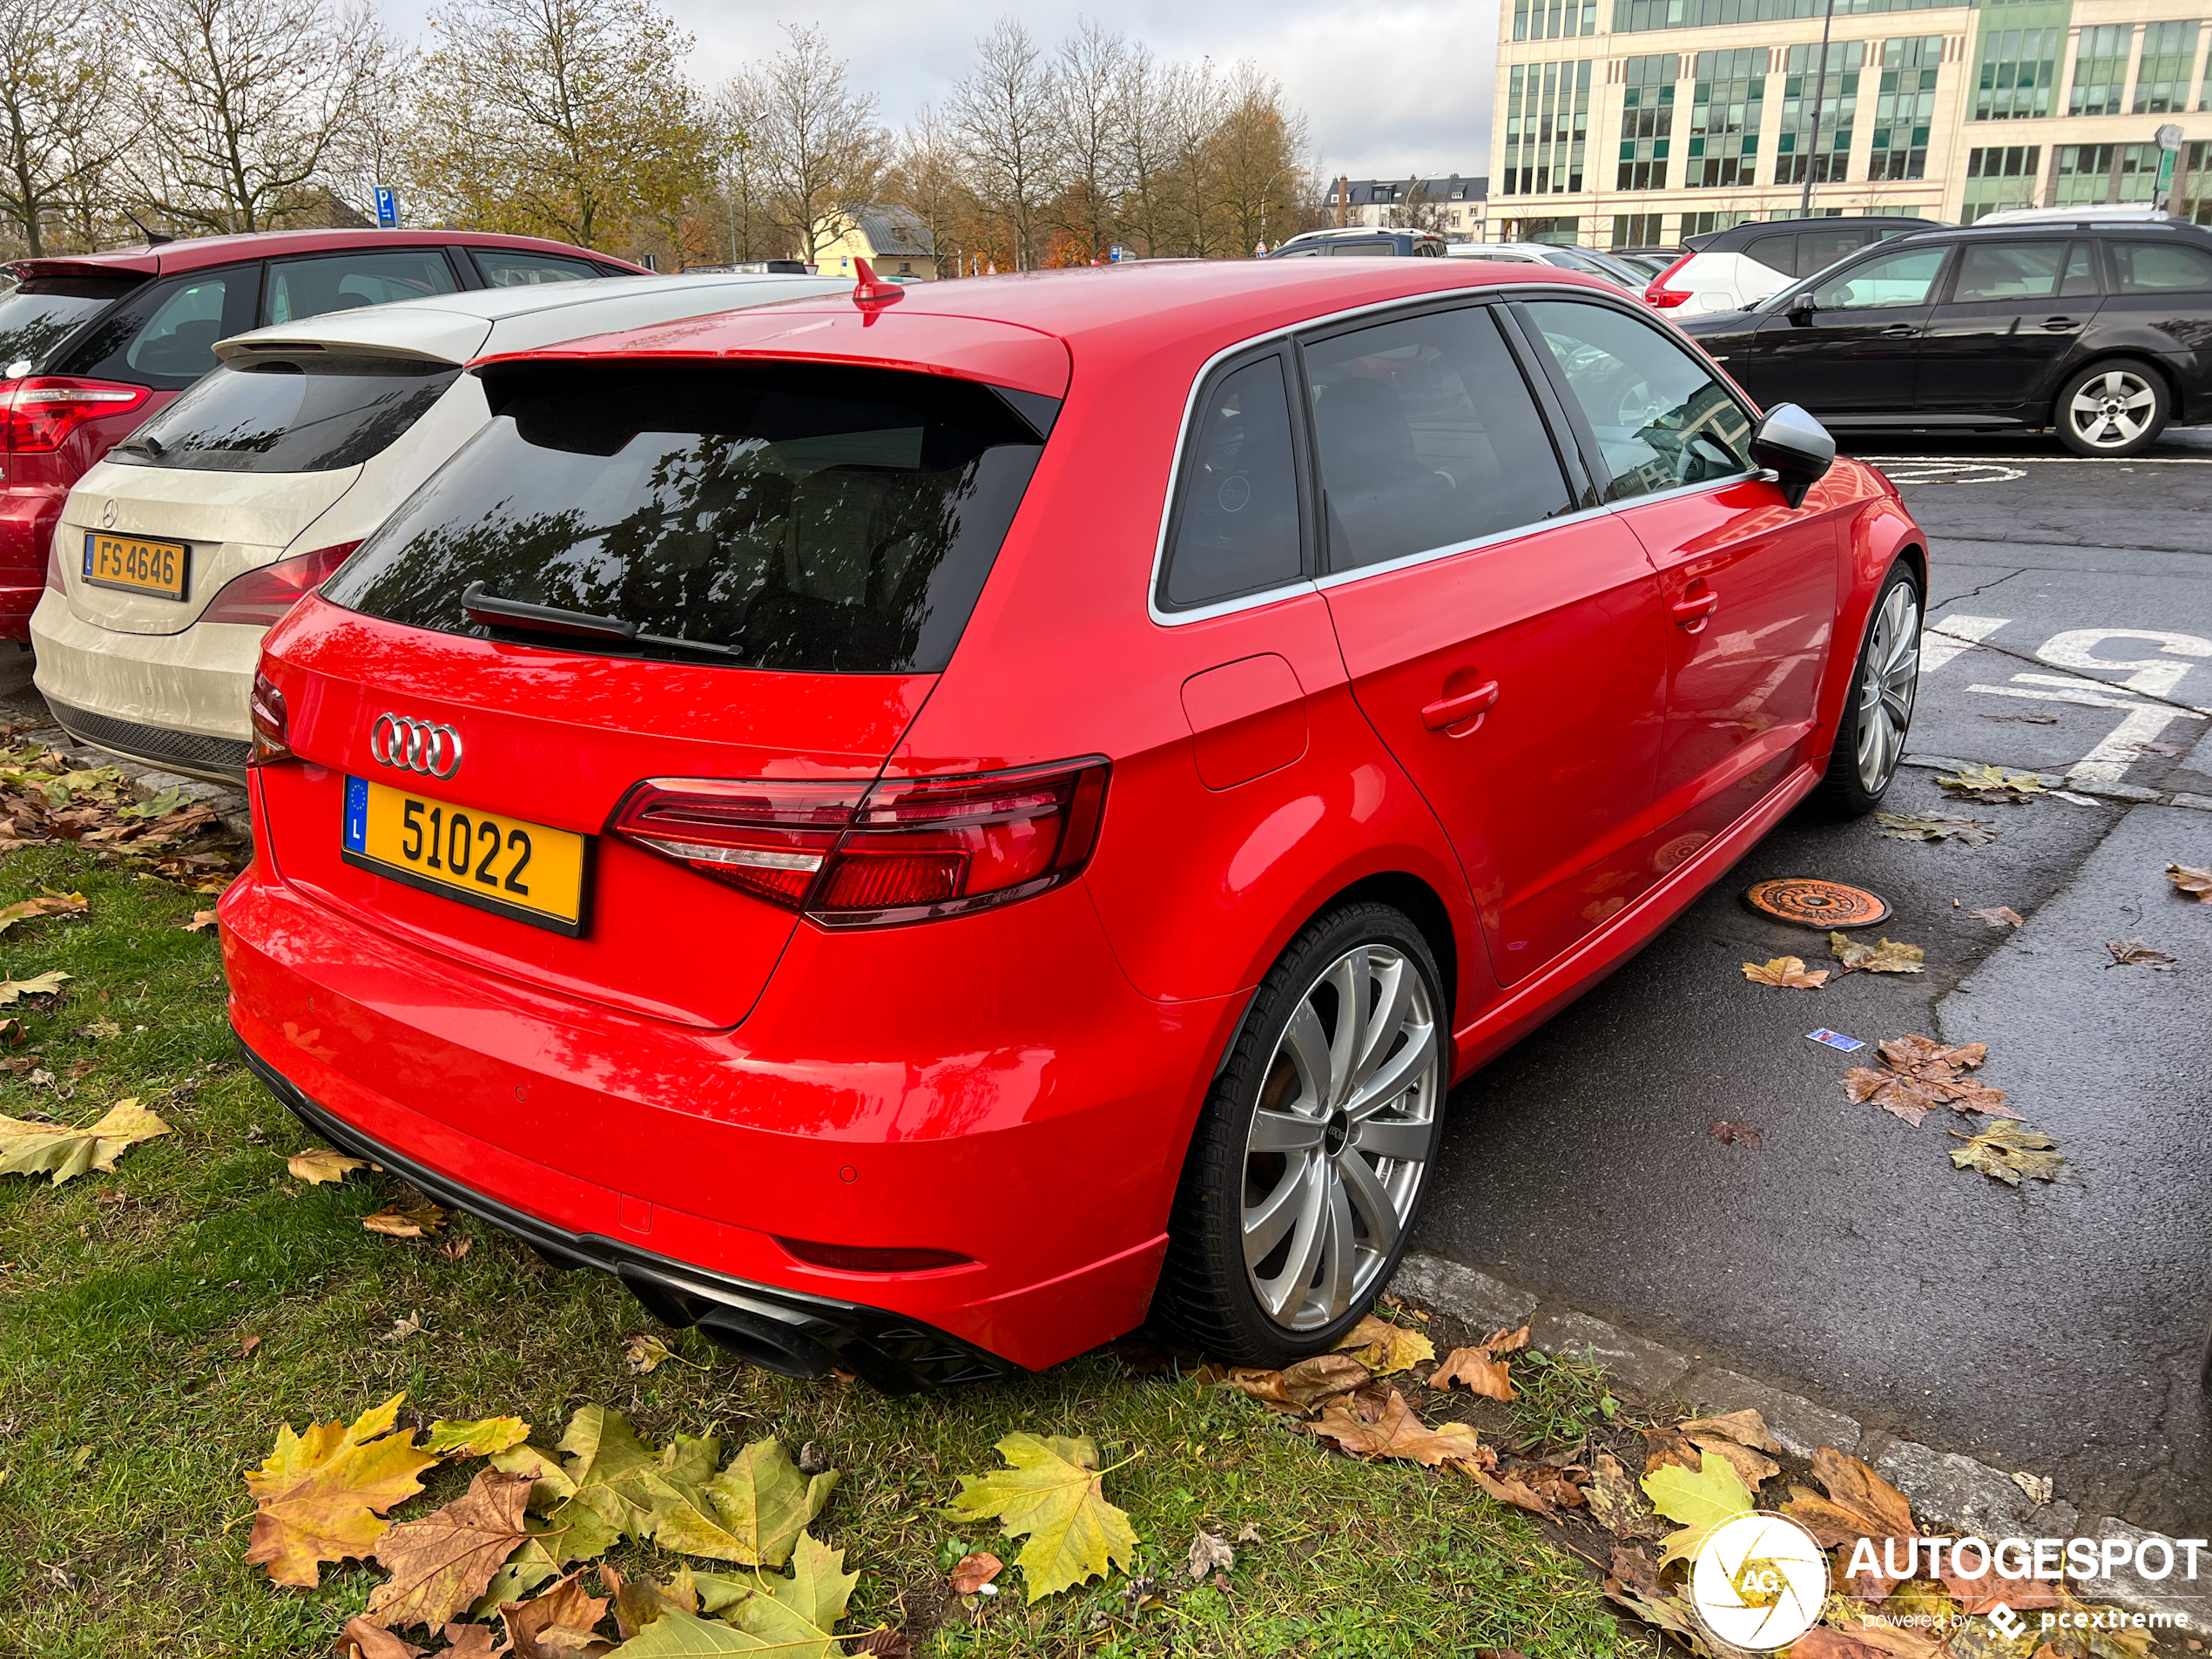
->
[238,1035,1009,1391]
[31,589,259,779]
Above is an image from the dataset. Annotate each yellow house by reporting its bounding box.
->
[814,206,939,281]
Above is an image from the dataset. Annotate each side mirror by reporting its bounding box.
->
[1750,403,1835,509]
[1788,290,1817,320]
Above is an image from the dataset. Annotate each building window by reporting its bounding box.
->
[1617,53,1679,190]
[1680,211,1758,236]
[2054,142,2163,206]
[2067,24,2134,117]
[1974,28,2058,120]
[1775,40,1863,185]
[1612,0,1943,34]
[1683,48,1765,188]
[2179,142,2210,223]
[1869,36,1941,180]
[2132,21,2200,113]
[1961,145,2040,220]
[1613,212,1669,246]
[1501,60,1594,196]
[1514,0,1600,38]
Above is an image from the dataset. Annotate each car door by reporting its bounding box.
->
[1918,239,2101,413]
[1311,300,1672,984]
[1517,296,1838,856]
[1738,240,1955,414]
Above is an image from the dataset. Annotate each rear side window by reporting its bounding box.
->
[2109,240,2212,293]
[57,270,256,388]
[105,356,461,473]
[0,277,136,368]
[1952,242,2068,301]
[473,250,608,286]
[1305,305,1574,570]
[1743,234,1799,276]
[1328,241,1396,257]
[321,364,1049,674]
[1800,228,1871,275]
[1159,354,1304,610]
[266,251,461,324]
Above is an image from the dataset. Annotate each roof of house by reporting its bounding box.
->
[1337,175,1489,205]
[856,208,935,259]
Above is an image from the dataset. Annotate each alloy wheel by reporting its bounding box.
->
[1240,944,1440,1332]
[2067,370,2156,450]
[1856,582,1920,794]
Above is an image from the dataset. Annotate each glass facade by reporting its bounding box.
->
[2054,142,2162,205]
[1618,54,1680,190]
[1612,212,1671,245]
[1776,41,1865,185]
[1501,60,1595,195]
[2132,20,2201,112]
[2067,24,2134,115]
[1974,27,2060,119]
[1961,145,2041,220]
[1683,48,1766,187]
[1612,0,1941,34]
[1869,36,1942,180]
[1514,0,1602,40]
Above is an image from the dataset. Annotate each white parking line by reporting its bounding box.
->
[1922,614,2008,671]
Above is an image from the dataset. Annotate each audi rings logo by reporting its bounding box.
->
[370,714,464,779]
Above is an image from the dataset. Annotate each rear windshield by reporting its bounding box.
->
[0,277,136,368]
[320,363,1049,674]
[105,356,462,473]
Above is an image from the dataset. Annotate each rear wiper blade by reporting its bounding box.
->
[115,434,165,459]
[460,582,742,658]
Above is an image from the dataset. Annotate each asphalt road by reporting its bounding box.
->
[1415,424,2212,1534]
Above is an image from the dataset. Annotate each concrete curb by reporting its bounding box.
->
[1390,1248,2199,1624]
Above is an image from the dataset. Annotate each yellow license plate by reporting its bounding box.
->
[341,776,591,936]
[82,531,191,601]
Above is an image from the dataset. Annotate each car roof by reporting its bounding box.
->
[474,260,1626,397]
[1688,216,1946,253]
[212,273,848,368]
[1279,227,1439,243]
[4,227,644,284]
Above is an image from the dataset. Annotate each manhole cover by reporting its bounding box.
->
[1744,877,1890,929]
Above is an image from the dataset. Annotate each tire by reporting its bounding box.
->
[1153,900,1447,1366]
[2054,358,2169,457]
[1806,560,1921,819]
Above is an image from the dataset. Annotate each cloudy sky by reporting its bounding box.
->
[386,1,1500,181]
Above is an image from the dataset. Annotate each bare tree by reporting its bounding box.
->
[1113,44,1170,260]
[729,24,887,266]
[886,106,974,276]
[120,0,391,233]
[1050,21,1127,264]
[1158,58,1227,258]
[0,0,131,254]
[1210,64,1309,255]
[949,17,1062,270]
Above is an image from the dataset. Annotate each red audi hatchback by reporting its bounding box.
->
[222,260,1927,1388]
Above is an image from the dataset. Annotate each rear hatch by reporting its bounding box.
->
[255,354,1055,1028]
[64,351,469,632]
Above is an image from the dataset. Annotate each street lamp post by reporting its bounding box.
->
[1799,0,1839,219]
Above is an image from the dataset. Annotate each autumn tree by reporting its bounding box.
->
[1210,64,1308,255]
[949,17,1062,271]
[1049,22,1129,265]
[727,24,887,266]
[885,107,977,276]
[0,0,132,254]
[404,0,718,253]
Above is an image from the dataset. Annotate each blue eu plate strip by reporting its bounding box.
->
[342,776,368,853]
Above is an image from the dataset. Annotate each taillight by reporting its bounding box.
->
[610,757,1110,927]
[3,377,149,452]
[248,670,291,765]
[1645,253,1696,310]
[200,542,361,627]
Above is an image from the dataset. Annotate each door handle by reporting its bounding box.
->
[1421,679,1500,732]
[1670,590,1721,628]
[1879,323,1919,338]
[2041,316,2080,332]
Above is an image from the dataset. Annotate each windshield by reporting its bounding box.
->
[108,356,462,472]
[320,363,1049,674]
[0,278,135,368]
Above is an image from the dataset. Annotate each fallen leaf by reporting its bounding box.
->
[2168,864,2212,903]
[1949,1120,2066,1185]
[1641,1451,1755,1567]
[1830,932,1925,974]
[74,1018,119,1038]
[1969,907,2023,928]
[1980,711,2060,725]
[364,1205,448,1238]
[0,891,87,933]
[388,1312,426,1342]
[2126,740,2184,758]
[1185,1529,1233,1580]
[1312,1387,1485,1467]
[1682,1431,1777,1492]
[425,1417,531,1458]
[285,1146,369,1184]
[948,1432,1139,1602]
[1709,1121,1762,1149]
[624,1335,674,1375]
[951,1551,1002,1594]
[0,969,68,1005]
[1743,956,1829,988]
[1938,764,2046,804]
[1602,1543,1710,1649]
[2012,1470,2054,1507]
[501,1569,610,1659]
[184,911,219,932]
[240,1333,262,1358]
[244,1394,439,1588]
[437,1627,504,1659]
[715,1529,855,1656]
[2105,940,2177,971]
[1224,1352,1370,1414]
[1676,1409,1784,1454]
[1843,1035,2014,1124]
[1875,812,1996,846]
[1332,1312,1435,1376]
[334,1617,428,1659]
[1791,1627,1946,1659]
[1430,1345,1515,1400]
[1586,1453,1667,1541]
[443,1236,472,1262]
[595,1610,758,1655]
[847,1633,913,1659]
[1941,1552,2060,1615]
[1780,1447,1918,1598]
[0,1098,170,1184]
[368,1468,536,1629]
[660,1436,838,1568]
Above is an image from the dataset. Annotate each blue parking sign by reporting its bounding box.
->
[374,185,398,228]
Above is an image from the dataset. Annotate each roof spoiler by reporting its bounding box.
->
[6,254,162,282]
[1682,233,1717,253]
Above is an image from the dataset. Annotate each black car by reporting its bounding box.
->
[1265,228,1448,258]
[1679,216,2212,456]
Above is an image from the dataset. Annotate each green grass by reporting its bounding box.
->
[0,844,1650,1659]
[1509,1350,1622,1453]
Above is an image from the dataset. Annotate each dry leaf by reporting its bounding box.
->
[1332,1312,1434,1376]
[1311,1387,1483,1467]
[424,1417,530,1458]
[948,1433,1137,1602]
[1185,1529,1234,1579]
[334,1616,427,1659]
[1949,1120,2066,1185]
[184,911,219,932]
[849,1635,914,1659]
[1709,1121,1762,1149]
[1875,812,1996,846]
[0,891,86,933]
[1969,906,2023,928]
[1938,763,2046,804]
[1676,1410,1784,1454]
[1742,956,1829,988]
[1830,933,1925,974]
[2168,864,2212,902]
[1792,1627,1946,1659]
[2012,1470,2054,1507]
[500,1569,610,1659]
[1780,1447,1918,1599]
[1941,1552,2060,1615]
[2105,940,2177,971]
[388,1313,425,1342]
[1842,1068,1938,1126]
[437,1627,505,1659]
[950,1551,1002,1595]
[244,1394,439,1588]
[442,1236,472,1263]
[623,1334,673,1375]
[240,1333,262,1358]
[0,1098,170,1184]
[1224,1353,1370,1414]
[0,969,69,1004]
[368,1468,535,1629]
[1586,1453,1666,1541]
[285,1147,369,1185]
[364,1205,448,1238]
[1640,1451,1756,1568]
[1602,1542,1708,1649]
[1682,1431,1778,1491]
[1844,1035,2014,1124]
[1430,1345,1515,1400]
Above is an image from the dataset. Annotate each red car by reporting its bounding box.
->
[221,260,1927,1388]
[0,228,644,639]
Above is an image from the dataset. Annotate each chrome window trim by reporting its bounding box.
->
[1145,279,1605,629]
[1309,500,1620,590]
